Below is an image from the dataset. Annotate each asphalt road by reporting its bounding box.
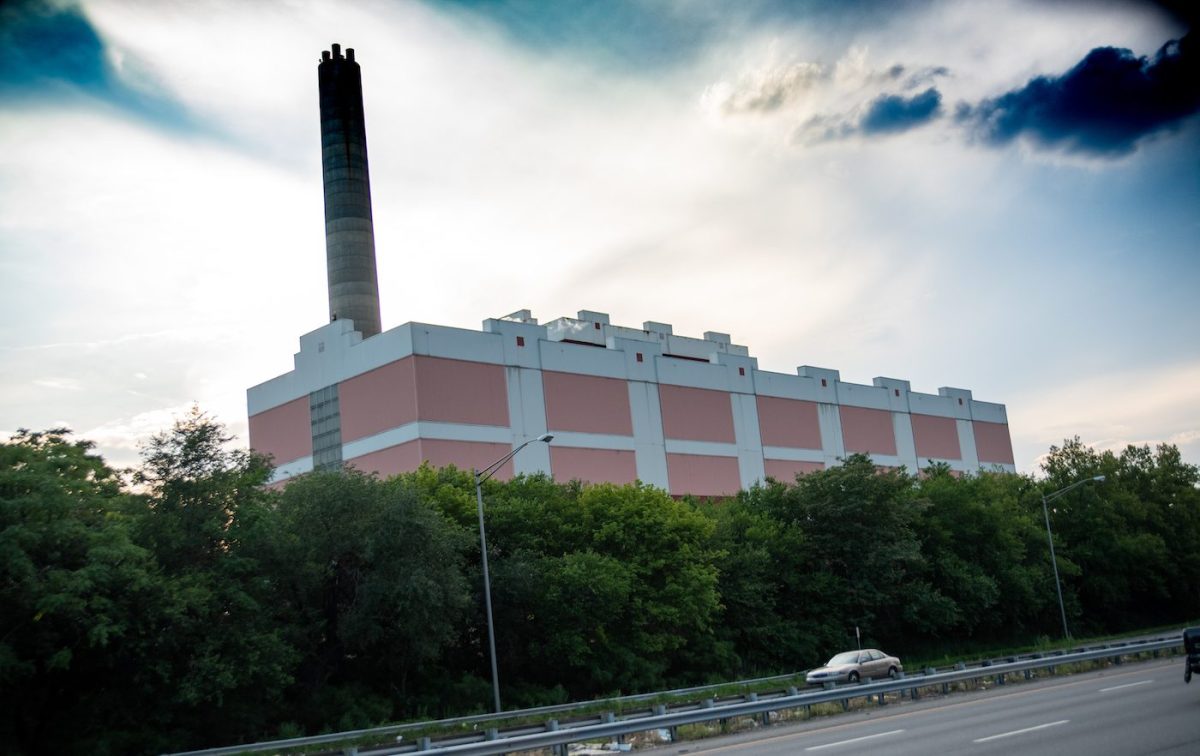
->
[659,657,1200,755]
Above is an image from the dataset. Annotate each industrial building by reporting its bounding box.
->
[245,45,1015,494]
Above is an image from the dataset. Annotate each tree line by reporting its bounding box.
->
[3,409,1199,754]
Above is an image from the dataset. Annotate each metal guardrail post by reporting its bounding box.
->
[547,720,564,756]
[747,692,769,726]
[653,704,676,742]
[418,737,432,751]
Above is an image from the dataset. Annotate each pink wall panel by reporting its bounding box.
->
[347,440,423,477]
[659,385,735,443]
[248,396,311,464]
[666,453,741,497]
[415,356,510,427]
[339,357,417,443]
[974,421,1015,465]
[420,439,516,479]
[911,413,962,460]
[550,447,638,485]
[763,459,824,482]
[757,396,822,449]
[543,371,633,435]
[840,405,898,455]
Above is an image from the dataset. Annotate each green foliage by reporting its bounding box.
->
[122,409,296,749]
[917,468,1052,642]
[0,429,161,753]
[1037,437,1200,633]
[5,417,1200,753]
[456,476,723,701]
[270,469,472,726]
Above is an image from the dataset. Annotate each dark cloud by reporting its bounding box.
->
[958,30,1199,156]
[794,87,943,144]
[0,0,202,134]
[860,87,943,134]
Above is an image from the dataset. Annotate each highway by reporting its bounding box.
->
[659,658,1200,755]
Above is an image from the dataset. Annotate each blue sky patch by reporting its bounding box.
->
[0,0,203,135]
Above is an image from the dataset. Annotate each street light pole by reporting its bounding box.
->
[1040,474,1105,641]
[473,432,553,714]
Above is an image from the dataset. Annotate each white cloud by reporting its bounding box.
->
[1010,359,1200,474]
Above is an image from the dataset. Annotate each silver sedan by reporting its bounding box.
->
[805,649,903,685]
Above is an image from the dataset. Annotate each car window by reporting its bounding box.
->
[869,650,883,661]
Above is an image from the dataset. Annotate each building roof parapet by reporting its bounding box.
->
[250,313,1006,427]
[542,310,751,361]
[498,309,538,325]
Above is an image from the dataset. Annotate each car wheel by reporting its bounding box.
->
[888,666,898,679]
[848,671,860,683]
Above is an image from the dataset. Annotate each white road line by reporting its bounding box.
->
[1100,680,1154,693]
[805,729,905,751]
[973,720,1069,743]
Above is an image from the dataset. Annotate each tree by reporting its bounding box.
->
[918,467,1055,645]
[786,456,950,653]
[703,480,812,676]
[271,469,472,727]
[122,408,296,750]
[1127,444,1200,619]
[1038,438,1200,634]
[419,472,725,701]
[0,429,161,754]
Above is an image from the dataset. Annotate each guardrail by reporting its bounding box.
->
[396,637,1181,756]
[163,669,809,756]
[165,634,1182,756]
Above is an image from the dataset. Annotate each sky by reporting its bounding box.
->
[1,0,1197,477]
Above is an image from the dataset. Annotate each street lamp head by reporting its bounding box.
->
[1092,475,1106,483]
[537,433,554,443]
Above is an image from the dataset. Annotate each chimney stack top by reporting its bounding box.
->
[322,44,355,65]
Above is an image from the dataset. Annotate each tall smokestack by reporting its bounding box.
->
[318,43,381,338]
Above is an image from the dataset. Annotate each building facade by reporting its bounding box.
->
[246,45,1015,492]
[247,310,1015,494]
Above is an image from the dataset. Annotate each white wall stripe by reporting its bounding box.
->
[546,431,637,451]
[663,439,739,457]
